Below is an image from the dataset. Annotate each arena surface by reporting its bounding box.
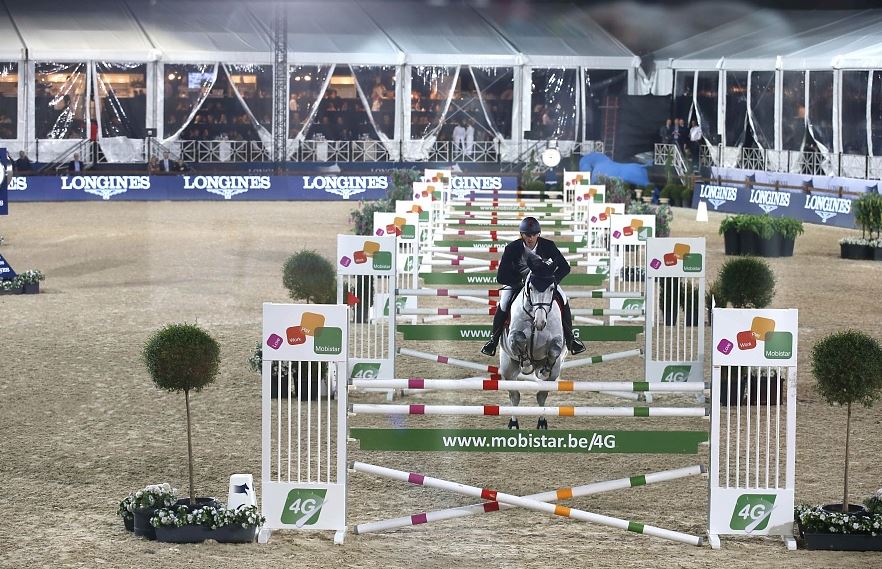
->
[1,201,881,569]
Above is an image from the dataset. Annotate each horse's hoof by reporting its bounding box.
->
[536,368,551,381]
[520,364,534,375]
[537,418,548,430]
[508,418,520,430]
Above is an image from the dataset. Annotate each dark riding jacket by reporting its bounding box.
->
[496,237,570,288]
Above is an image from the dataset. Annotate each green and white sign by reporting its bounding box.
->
[262,303,347,362]
[712,308,798,367]
[263,483,345,532]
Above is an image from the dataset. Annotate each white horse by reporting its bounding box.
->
[499,249,566,429]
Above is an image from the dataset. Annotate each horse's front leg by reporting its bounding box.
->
[508,390,520,430]
[536,390,549,430]
[536,336,565,381]
[508,330,533,375]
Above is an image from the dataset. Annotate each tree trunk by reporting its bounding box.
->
[185,389,195,505]
[843,402,851,512]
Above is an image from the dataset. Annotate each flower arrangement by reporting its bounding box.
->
[130,483,179,511]
[839,236,871,247]
[866,489,882,514]
[0,269,45,292]
[151,504,265,530]
[117,493,136,522]
[796,504,882,536]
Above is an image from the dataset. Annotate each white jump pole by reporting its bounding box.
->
[353,465,705,535]
[352,462,704,546]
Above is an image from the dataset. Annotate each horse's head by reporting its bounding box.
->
[522,249,557,331]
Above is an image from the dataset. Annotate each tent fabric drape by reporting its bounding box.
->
[724,71,747,147]
[529,68,578,141]
[807,70,834,154]
[406,65,459,160]
[222,64,272,145]
[36,62,89,140]
[95,62,147,162]
[694,71,718,144]
[781,71,806,151]
[841,70,869,156]
[0,62,18,140]
[748,71,775,150]
[350,65,396,156]
[468,66,514,141]
[161,63,218,144]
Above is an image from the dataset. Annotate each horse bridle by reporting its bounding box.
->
[521,273,556,362]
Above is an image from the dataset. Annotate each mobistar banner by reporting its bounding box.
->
[694,167,864,229]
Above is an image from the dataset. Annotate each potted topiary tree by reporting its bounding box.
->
[811,330,882,514]
[282,250,336,305]
[718,216,741,256]
[717,256,776,310]
[143,323,220,514]
[716,257,776,405]
[776,217,804,257]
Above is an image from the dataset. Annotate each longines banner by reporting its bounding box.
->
[693,167,865,229]
[5,174,519,202]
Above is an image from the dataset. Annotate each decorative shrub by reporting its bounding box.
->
[853,192,882,239]
[811,330,882,512]
[626,201,672,238]
[282,250,336,304]
[595,175,632,209]
[143,323,221,504]
[350,168,420,235]
[717,257,775,308]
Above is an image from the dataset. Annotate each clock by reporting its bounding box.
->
[540,147,561,167]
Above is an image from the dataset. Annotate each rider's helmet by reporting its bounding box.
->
[518,216,541,235]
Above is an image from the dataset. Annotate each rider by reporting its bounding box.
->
[480,216,586,357]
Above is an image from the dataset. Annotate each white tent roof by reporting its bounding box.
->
[249,1,401,66]
[359,1,520,66]
[0,8,24,61]
[129,0,271,64]
[477,2,638,68]
[653,9,882,71]
[7,0,156,61]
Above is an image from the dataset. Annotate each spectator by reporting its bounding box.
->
[68,152,84,173]
[13,150,33,172]
[159,151,179,173]
[452,120,466,155]
[465,120,475,157]
[147,156,159,174]
[659,119,672,144]
[689,119,702,166]
[676,118,689,151]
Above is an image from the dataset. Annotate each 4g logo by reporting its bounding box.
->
[730,494,777,532]
[281,489,327,527]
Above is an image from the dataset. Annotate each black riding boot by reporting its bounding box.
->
[560,302,586,355]
[481,307,508,356]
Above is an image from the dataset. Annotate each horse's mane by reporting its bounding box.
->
[523,249,556,292]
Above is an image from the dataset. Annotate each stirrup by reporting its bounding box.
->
[480,339,497,357]
[568,338,586,355]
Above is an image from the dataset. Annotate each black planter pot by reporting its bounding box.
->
[352,279,374,323]
[620,267,645,282]
[155,524,215,544]
[781,237,795,257]
[874,247,882,261]
[213,525,258,543]
[22,282,39,294]
[801,531,882,551]
[737,230,758,255]
[722,228,740,256]
[0,287,22,295]
[861,244,875,260]
[174,497,219,509]
[756,234,783,258]
[658,277,680,326]
[821,503,867,515]
[840,243,860,259]
[133,507,158,540]
[123,516,134,532]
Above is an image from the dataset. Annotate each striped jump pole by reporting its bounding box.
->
[351,378,708,394]
[441,229,584,237]
[350,404,708,418]
[353,464,706,535]
[451,219,578,227]
[560,348,643,369]
[351,462,704,546]
[571,308,644,317]
[427,246,602,255]
[451,202,564,211]
[398,347,503,378]
[396,288,642,299]
[397,307,497,316]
